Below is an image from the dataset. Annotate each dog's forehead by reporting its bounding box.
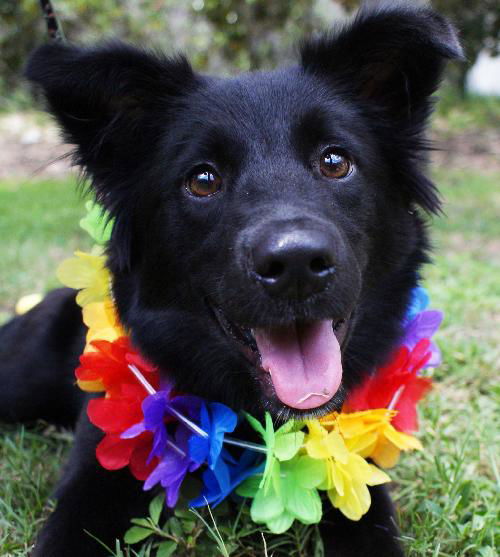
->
[187,68,335,139]
[175,68,368,163]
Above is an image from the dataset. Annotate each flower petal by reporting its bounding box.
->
[274,431,305,461]
[366,464,391,486]
[265,511,295,534]
[284,479,322,524]
[96,434,135,470]
[251,484,284,523]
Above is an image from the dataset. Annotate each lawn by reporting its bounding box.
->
[0,166,498,556]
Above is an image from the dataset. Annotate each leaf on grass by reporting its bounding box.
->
[313,528,325,557]
[156,540,177,557]
[181,519,196,533]
[149,494,164,525]
[124,526,152,544]
[114,539,125,557]
[167,516,183,538]
[174,508,193,520]
[131,518,151,528]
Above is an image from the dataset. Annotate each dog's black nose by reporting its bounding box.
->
[252,229,335,298]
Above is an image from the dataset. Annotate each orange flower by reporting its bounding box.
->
[320,409,422,469]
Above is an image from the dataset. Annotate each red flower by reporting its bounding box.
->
[344,339,432,433]
[76,337,159,396]
[76,337,161,479]
[87,383,146,433]
[96,431,158,480]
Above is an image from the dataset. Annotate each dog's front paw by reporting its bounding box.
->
[33,416,151,557]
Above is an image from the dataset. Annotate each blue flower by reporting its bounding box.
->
[190,449,263,508]
[188,402,238,469]
[404,286,430,323]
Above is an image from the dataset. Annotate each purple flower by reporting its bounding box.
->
[122,389,204,462]
[402,310,443,367]
[144,426,201,507]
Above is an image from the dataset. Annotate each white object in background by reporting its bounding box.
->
[467,51,500,96]
[15,293,43,315]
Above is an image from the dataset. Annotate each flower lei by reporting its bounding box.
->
[58,202,443,534]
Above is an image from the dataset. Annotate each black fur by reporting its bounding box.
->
[0,3,462,555]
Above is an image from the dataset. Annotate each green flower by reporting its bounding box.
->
[80,200,113,245]
[244,412,304,493]
[237,455,325,533]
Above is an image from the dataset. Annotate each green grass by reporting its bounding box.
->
[0,169,498,556]
[0,177,91,324]
[434,89,500,133]
[393,168,500,557]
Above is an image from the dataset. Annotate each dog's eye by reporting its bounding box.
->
[185,166,222,197]
[319,148,352,179]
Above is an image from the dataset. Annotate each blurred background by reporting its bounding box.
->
[0,0,499,183]
[1,0,500,98]
[0,2,498,556]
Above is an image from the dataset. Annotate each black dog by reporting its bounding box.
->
[0,3,462,556]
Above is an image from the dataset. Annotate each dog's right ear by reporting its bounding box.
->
[26,41,197,188]
[26,42,197,272]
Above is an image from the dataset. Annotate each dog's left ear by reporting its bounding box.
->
[301,3,463,119]
[301,3,463,213]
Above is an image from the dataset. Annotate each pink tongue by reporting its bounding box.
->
[254,321,342,410]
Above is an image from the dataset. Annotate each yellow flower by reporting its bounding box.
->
[305,420,349,489]
[82,300,125,352]
[57,250,111,307]
[304,420,390,520]
[327,454,390,521]
[335,409,423,469]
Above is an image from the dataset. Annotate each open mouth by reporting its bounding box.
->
[211,303,350,412]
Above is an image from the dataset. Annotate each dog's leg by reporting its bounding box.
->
[33,411,151,557]
[321,485,405,557]
[0,288,85,427]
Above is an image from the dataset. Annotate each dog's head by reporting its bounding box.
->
[27,4,462,418]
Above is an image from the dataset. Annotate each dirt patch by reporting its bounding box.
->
[431,127,500,172]
[445,233,500,259]
[0,113,72,179]
[1,112,499,179]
